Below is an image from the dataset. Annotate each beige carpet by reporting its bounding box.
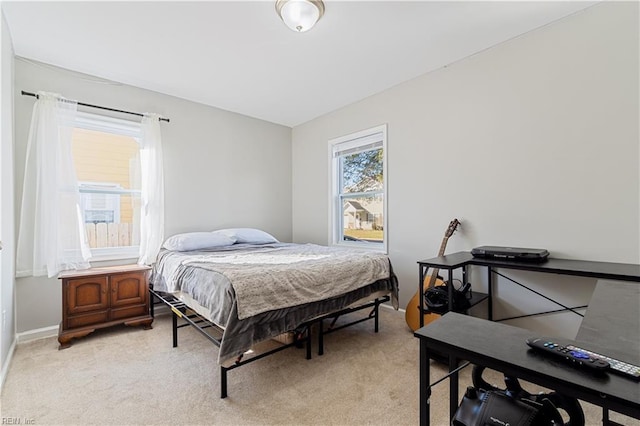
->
[1,308,637,425]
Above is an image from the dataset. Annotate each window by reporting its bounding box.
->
[329,124,387,252]
[71,112,142,260]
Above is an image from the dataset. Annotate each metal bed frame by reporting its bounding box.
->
[149,286,390,398]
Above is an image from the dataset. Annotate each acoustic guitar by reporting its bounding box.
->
[405,218,460,331]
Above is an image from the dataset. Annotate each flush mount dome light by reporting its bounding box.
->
[275,0,325,32]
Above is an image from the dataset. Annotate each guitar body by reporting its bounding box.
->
[405,218,460,331]
[405,276,445,332]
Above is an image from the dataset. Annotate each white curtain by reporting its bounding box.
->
[16,92,91,278]
[138,113,165,265]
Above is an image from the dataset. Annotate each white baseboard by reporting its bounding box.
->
[381,303,405,313]
[153,304,170,316]
[16,324,58,343]
[0,337,16,391]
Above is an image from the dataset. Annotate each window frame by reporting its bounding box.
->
[328,124,388,253]
[72,111,142,261]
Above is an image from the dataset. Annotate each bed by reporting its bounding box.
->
[149,228,399,397]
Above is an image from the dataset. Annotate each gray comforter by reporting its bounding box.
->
[151,243,398,363]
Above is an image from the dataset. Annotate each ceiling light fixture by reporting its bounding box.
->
[275,0,325,33]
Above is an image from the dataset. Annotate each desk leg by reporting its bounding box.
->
[449,356,459,421]
[419,265,426,328]
[419,338,431,426]
[447,267,454,312]
[487,266,493,321]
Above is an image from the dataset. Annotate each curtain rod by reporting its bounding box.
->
[21,90,170,123]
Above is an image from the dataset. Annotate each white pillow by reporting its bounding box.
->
[163,232,237,251]
[214,228,279,244]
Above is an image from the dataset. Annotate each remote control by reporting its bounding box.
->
[564,344,640,381]
[526,337,610,373]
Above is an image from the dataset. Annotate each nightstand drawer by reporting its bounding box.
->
[110,304,147,320]
[67,310,109,328]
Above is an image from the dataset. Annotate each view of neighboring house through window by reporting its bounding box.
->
[329,124,387,252]
[71,113,142,260]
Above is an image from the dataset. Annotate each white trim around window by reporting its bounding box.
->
[328,124,388,253]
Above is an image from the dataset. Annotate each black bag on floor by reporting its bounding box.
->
[452,386,539,426]
[452,365,585,426]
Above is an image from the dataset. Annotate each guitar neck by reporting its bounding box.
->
[436,235,449,258]
[426,236,449,287]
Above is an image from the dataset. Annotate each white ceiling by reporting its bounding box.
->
[2,1,598,127]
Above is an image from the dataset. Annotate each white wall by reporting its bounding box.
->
[291,2,639,338]
[13,59,292,333]
[1,10,16,386]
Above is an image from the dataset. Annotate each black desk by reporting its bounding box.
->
[415,279,640,426]
[417,252,640,326]
[574,281,640,367]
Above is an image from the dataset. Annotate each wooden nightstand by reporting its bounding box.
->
[58,265,153,349]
